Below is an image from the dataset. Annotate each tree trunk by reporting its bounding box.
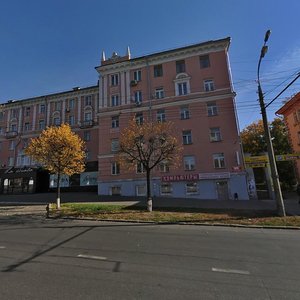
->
[56,173,61,209]
[146,169,152,212]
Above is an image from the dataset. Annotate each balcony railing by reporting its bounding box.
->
[80,120,96,129]
[5,131,18,139]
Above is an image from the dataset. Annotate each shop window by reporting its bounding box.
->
[161,183,172,195]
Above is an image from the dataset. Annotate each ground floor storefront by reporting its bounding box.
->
[98,172,249,200]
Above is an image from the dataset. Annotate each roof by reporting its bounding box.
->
[276,92,300,115]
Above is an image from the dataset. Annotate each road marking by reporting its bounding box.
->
[212,267,250,275]
[0,246,6,249]
[77,254,107,261]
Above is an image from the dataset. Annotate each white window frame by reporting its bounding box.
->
[135,113,143,125]
[200,55,210,68]
[111,139,119,153]
[39,120,45,130]
[69,99,75,109]
[180,106,190,120]
[39,104,45,114]
[204,79,215,92]
[155,87,165,99]
[111,95,120,107]
[136,185,146,196]
[53,117,61,126]
[213,153,225,169]
[161,183,172,195]
[24,122,30,131]
[84,112,92,121]
[134,70,142,81]
[85,96,92,106]
[68,115,75,126]
[84,131,91,142]
[134,91,142,103]
[111,116,119,128]
[210,127,221,142]
[184,156,195,171]
[177,82,188,96]
[110,186,121,195]
[9,140,15,150]
[186,182,199,195]
[111,162,120,175]
[157,109,166,122]
[55,101,61,111]
[207,102,218,116]
[182,130,192,145]
[136,162,145,174]
[111,74,119,86]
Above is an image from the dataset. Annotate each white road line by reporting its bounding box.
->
[212,267,250,275]
[77,254,107,260]
[0,246,6,249]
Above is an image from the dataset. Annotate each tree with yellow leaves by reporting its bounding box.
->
[25,124,85,208]
[118,119,182,212]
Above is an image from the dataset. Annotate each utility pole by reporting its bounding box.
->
[257,30,286,217]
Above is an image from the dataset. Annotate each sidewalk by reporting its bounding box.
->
[0,192,299,215]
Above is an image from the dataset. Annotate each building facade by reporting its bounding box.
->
[0,86,99,194]
[276,92,300,180]
[0,37,249,199]
[96,38,248,200]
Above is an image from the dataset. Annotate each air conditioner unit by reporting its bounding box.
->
[130,80,138,87]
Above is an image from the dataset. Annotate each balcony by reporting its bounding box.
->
[80,120,96,129]
[5,131,18,139]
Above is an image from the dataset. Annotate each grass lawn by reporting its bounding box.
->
[50,203,300,227]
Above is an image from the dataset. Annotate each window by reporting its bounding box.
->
[157,109,166,122]
[207,102,218,116]
[111,186,121,195]
[154,64,163,77]
[9,140,15,150]
[294,112,299,124]
[55,102,61,111]
[136,162,145,173]
[213,153,225,168]
[155,87,164,99]
[111,74,119,86]
[177,82,188,95]
[85,149,91,160]
[182,130,192,145]
[210,127,221,142]
[0,127,3,135]
[69,99,75,109]
[25,107,30,117]
[158,162,169,173]
[111,139,119,152]
[39,120,45,130]
[23,139,28,148]
[0,112,4,121]
[111,116,119,128]
[11,109,18,118]
[8,157,14,167]
[53,117,60,126]
[84,131,91,141]
[84,112,92,121]
[184,156,195,171]
[111,95,120,107]
[135,112,143,125]
[161,183,172,195]
[200,55,210,68]
[111,162,120,175]
[180,106,190,120]
[176,60,186,73]
[24,122,30,131]
[11,124,17,132]
[186,182,198,194]
[68,115,75,126]
[85,96,92,106]
[134,91,142,104]
[136,185,146,196]
[204,79,215,92]
[39,104,45,114]
[134,70,142,81]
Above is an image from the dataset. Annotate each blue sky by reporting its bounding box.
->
[1,0,299,129]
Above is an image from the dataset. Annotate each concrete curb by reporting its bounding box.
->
[47,215,300,230]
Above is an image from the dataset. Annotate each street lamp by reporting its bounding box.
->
[257,30,286,216]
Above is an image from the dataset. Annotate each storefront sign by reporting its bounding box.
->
[80,172,98,186]
[198,172,230,179]
[162,174,199,182]
[5,167,34,174]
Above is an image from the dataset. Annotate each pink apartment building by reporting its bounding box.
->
[0,86,99,194]
[96,38,249,200]
[0,37,249,200]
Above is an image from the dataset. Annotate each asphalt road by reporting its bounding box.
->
[0,214,300,299]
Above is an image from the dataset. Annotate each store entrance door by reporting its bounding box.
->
[216,180,229,200]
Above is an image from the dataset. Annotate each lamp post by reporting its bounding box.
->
[257,30,286,216]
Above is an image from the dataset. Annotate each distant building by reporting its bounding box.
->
[276,92,300,180]
[0,37,249,199]
[0,86,99,194]
[96,38,248,200]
